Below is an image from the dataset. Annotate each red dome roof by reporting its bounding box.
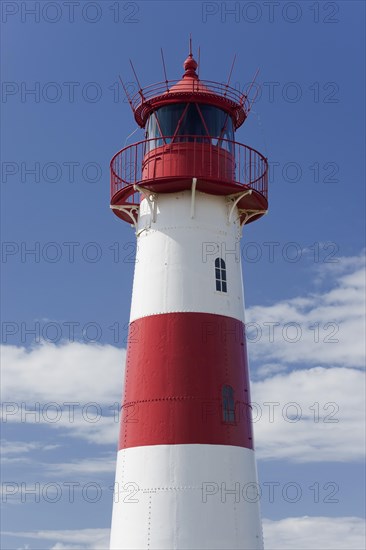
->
[167,54,213,94]
[130,53,249,129]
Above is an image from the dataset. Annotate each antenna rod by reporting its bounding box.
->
[189,33,192,56]
[160,48,169,91]
[119,75,135,115]
[248,82,261,113]
[240,68,260,111]
[226,54,237,89]
[129,59,144,98]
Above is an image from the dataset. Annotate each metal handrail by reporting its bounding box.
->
[130,79,250,111]
[110,136,268,202]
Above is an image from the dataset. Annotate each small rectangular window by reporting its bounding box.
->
[215,257,227,293]
[222,385,235,423]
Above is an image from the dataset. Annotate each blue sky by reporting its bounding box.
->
[1,1,365,548]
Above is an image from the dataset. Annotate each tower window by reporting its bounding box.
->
[215,257,227,293]
[222,385,235,423]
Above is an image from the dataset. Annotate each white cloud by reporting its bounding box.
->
[247,253,365,369]
[50,544,82,550]
[5,517,365,550]
[1,401,119,446]
[1,440,60,455]
[1,341,124,404]
[2,529,110,550]
[1,341,123,445]
[44,455,116,476]
[246,255,366,462]
[3,452,116,477]
[1,441,62,467]
[41,408,119,446]
[50,544,85,550]
[313,252,365,280]
[252,366,365,462]
[263,516,366,549]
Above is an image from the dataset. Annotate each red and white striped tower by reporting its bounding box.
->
[109,48,268,550]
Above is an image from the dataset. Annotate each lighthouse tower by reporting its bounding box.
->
[109,48,268,550]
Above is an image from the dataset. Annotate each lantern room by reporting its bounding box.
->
[110,51,268,226]
[144,103,234,152]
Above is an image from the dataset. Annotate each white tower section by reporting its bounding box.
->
[130,191,245,323]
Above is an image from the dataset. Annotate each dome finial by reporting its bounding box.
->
[183,34,198,79]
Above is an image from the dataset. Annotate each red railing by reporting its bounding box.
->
[130,79,250,112]
[110,136,268,203]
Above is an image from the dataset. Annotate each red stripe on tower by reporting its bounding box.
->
[119,312,254,450]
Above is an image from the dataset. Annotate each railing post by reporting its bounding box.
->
[237,142,240,183]
[249,149,252,187]
[132,145,138,187]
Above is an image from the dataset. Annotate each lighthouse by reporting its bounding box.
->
[109,47,268,550]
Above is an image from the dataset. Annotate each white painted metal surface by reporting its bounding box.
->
[130,190,246,323]
[110,444,263,550]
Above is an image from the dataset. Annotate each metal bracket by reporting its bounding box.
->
[239,209,268,226]
[227,190,252,223]
[134,185,157,223]
[190,177,197,219]
[110,204,139,228]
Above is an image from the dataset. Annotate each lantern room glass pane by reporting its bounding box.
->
[200,104,234,146]
[155,104,186,138]
[178,104,208,139]
[145,113,165,152]
[145,103,234,152]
